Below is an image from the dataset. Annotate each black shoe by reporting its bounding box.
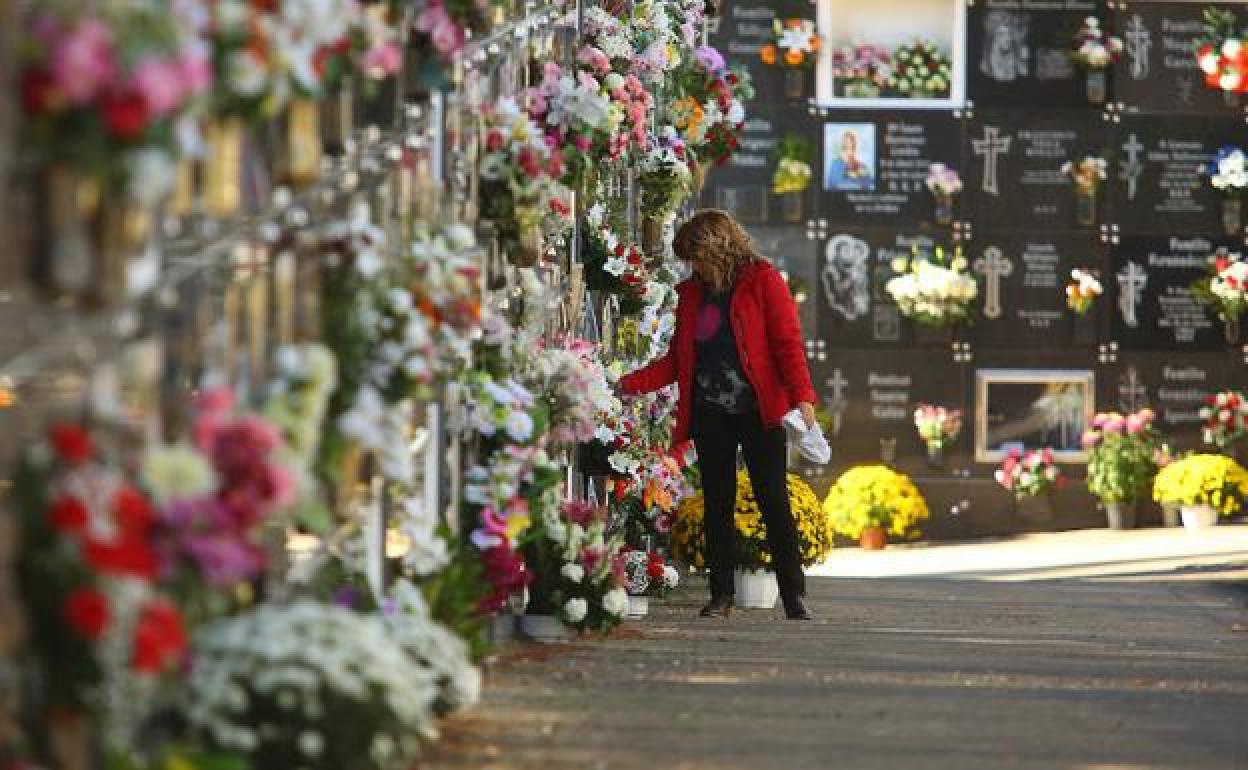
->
[699,595,735,618]
[783,596,813,621]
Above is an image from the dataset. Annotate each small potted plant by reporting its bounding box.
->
[995,448,1065,521]
[1061,155,1109,226]
[1070,16,1123,104]
[886,245,978,344]
[772,134,813,223]
[673,471,833,608]
[616,548,680,618]
[913,403,963,467]
[759,19,821,100]
[824,465,930,550]
[1191,249,1248,345]
[1152,453,1248,529]
[1206,147,1248,235]
[1065,267,1103,344]
[1081,409,1164,529]
[925,164,962,225]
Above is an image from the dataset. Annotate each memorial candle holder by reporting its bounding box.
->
[1085,70,1107,105]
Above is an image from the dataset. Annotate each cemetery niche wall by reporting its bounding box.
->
[706,0,1248,538]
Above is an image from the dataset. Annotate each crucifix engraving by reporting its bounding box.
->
[1177,76,1195,106]
[824,368,849,437]
[1117,261,1148,329]
[1124,15,1151,81]
[1120,134,1145,201]
[972,127,1012,196]
[1118,366,1150,412]
[974,247,1013,320]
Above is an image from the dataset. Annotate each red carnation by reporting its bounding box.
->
[49,496,89,534]
[101,86,151,141]
[646,561,665,579]
[64,587,110,640]
[48,424,93,465]
[131,599,187,674]
[113,485,155,534]
[84,536,159,580]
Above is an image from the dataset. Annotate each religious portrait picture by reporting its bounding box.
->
[975,369,1095,463]
[980,10,1030,83]
[820,234,871,322]
[823,123,876,192]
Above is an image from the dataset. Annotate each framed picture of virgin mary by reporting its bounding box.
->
[975,369,1095,464]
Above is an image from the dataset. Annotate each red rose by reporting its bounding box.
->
[113,486,155,534]
[64,587,110,640]
[101,86,150,141]
[84,536,159,580]
[131,599,187,674]
[49,496,89,534]
[48,424,93,465]
[21,68,59,116]
[726,73,738,85]
[646,562,665,579]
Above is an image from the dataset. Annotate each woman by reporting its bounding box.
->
[619,210,818,620]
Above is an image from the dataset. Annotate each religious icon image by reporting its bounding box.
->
[824,123,876,191]
[821,234,871,322]
[980,10,1030,82]
[976,370,1095,462]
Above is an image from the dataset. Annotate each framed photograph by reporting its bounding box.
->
[823,123,876,191]
[975,369,1095,464]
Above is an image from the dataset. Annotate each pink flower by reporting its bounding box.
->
[362,41,402,78]
[51,18,116,105]
[1104,415,1126,434]
[1081,431,1101,449]
[179,48,213,96]
[416,3,464,57]
[573,134,591,152]
[581,546,604,574]
[1125,414,1146,435]
[130,57,185,117]
[577,46,610,75]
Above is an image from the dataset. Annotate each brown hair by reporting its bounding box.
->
[671,209,765,293]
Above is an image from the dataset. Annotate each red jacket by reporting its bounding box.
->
[619,261,818,445]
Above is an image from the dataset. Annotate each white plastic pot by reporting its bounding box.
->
[626,595,649,618]
[1180,504,1219,530]
[733,569,779,609]
[519,614,571,644]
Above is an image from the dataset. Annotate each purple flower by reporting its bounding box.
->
[334,585,359,609]
[695,45,726,74]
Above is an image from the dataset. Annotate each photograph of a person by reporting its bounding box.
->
[823,123,876,191]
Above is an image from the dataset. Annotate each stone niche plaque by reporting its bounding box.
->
[704,105,818,225]
[967,0,1100,108]
[1111,115,1240,235]
[1110,235,1231,350]
[1113,355,1236,450]
[1112,2,1248,116]
[966,111,1110,231]
[817,229,953,348]
[709,0,812,104]
[821,111,963,227]
[966,233,1106,348]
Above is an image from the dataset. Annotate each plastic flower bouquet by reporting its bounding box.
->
[772,134,814,195]
[823,465,929,541]
[1152,454,1248,515]
[616,548,681,598]
[1065,268,1103,315]
[523,500,629,633]
[995,448,1064,501]
[671,46,753,166]
[1062,155,1109,192]
[887,39,952,98]
[1071,16,1124,70]
[1192,249,1248,327]
[1195,8,1248,95]
[1199,390,1248,449]
[913,404,963,451]
[583,205,649,315]
[885,245,978,327]
[1208,146,1248,197]
[1082,410,1165,504]
[830,44,892,97]
[759,19,821,68]
[925,163,963,197]
[638,127,693,222]
[673,471,833,571]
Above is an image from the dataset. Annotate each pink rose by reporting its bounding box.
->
[179,48,214,96]
[52,18,116,105]
[1125,414,1146,435]
[130,57,185,117]
[362,41,402,78]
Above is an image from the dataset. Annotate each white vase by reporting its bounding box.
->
[1180,504,1219,530]
[489,612,516,643]
[626,595,649,618]
[733,569,779,609]
[519,614,571,644]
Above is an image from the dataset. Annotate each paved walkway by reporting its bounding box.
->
[428,534,1248,770]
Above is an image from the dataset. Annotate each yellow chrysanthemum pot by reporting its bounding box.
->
[823,465,930,549]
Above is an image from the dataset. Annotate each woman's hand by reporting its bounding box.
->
[799,402,817,430]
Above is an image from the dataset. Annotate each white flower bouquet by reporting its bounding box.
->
[1193,249,1248,324]
[1209,146,1248,197]
[885,247,978,327]
[1071,16,1123,70]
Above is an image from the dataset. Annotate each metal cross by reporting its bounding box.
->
[1124,15,1152,81]
[1119,134,1145,201]
[974,247,1014,320]
[1117,261,1148,329]
[972,126,1012,197]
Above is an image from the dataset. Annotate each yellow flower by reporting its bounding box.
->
[1153,454,1248,515]
[823,465,930,539]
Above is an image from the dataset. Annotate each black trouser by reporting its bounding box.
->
[691,404,806,606]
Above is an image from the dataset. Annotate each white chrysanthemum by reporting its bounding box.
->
[563,597,588,623]
[141,444,217,505]
[602,587,629,617]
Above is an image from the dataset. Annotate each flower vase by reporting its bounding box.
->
[925,442,945,468]
[784,68,806,101]
[285,97,323,189]
[519,614,571,643]
[1222,198,1242,236]
[782,192,804,224]
[1085,69,1107,105]
[204,118,245,218]
[933,192,954,225]
[1075,186,1097,226]
[733,569,779,609]
[489,612,516,643]
[626,595,650,618]
[321,76,356,156]
[1104,500,1136,530]
[1225,89,1241,108]
[1179,504,1218,530]
[1015,493,1054,524]
[1071,311,1097,345]
[1225,315,1241,346]
[510,205,542,267]
[859,526,888,550]
[641,216,665,257]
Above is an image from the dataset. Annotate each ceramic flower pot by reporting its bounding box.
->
[733,569,779,609]
[519,613,571,643]
[489,612,516,643]
[933,192,954,225]
[859,526,888,551]
[1180,504,1219,530]
[204,117,245,218]
[782,192,804,224]
[784,68,806,100]
[1075,186,1097,226]
[626,595,650,618]
[1104,500,1136,531]
[1071,311,1097,345]
[1222,198,1242,236]
[1085,69,1107,105]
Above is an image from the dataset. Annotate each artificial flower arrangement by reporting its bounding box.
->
[583,207,650,316]
[885,244,978,327]
[1195,8,1248,96]
[615,548,681,598]
[520,61,620,182]
[673,471,833,571]
[887,39,952,98]
[1081,410,1165,504]
[522,336,620,446]
[1065,268,1104,315]
[1070,16,1124,70]
[913,404,963,452]
[823,465,930,541]
[624,0,683,85]
[1199,390,1248,449]
[610,437,696,548]
[772,134,814,195]
[830,44,893,98]
[401,223,484,370]
[1208,146,1248,196]
[1062,155,1109,192]
[994,448,1065,501]
[1191,249,1248,331]
[638,127,694,223]
[413,0,493,67]
[670,45,753,166]
[1152,453,1248,516]
[925,163,962,199]
[759,19,821,69]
